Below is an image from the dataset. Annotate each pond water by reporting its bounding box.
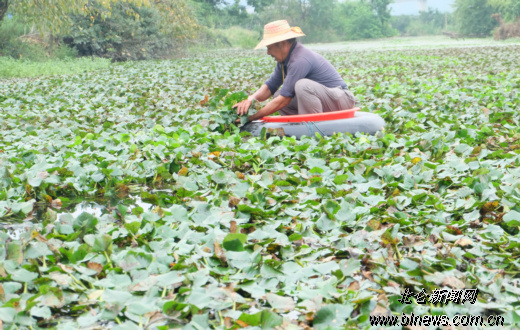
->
[1,194,155,239]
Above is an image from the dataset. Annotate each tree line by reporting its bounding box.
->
[0,0,518,61]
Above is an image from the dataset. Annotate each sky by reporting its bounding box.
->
[389,0,455,15]
[236,0,456,16]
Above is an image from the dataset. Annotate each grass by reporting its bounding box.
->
[215,26,260,49]
[0,56,112,78]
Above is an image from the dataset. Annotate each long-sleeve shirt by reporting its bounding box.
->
[264,42,348,98]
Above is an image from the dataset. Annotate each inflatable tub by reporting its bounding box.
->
[240,108,385,139]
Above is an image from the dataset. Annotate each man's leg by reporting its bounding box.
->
[273,90,299,116]
[295,79,355,114]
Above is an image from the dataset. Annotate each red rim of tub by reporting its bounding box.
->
[261,108,359,123]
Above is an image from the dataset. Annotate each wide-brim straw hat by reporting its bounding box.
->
[255,20,305,50]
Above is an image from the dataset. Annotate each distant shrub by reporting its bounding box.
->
[392,10,451,37]
[333,2,397,40]
[216,27,259,49]
[0,19,46,60]
[453,0,497,36]
[63,2,181,61]
[492,14,520,40]
[0,18,80,61]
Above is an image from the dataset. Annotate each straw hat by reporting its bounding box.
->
[254,20,305,50]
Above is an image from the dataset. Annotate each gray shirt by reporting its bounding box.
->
[264,42,347,98]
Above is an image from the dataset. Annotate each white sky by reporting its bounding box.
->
[234,0,455,16]
[390,0,455,15]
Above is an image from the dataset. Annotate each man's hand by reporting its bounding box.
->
[233,97,254,116]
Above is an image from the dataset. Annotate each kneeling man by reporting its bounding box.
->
[234,20,355,121]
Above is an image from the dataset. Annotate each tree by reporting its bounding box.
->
[335,1,385,40]
[368,0,393,35]
[306,0,336,40]
[64,1,185,61]
[454,0,497,35]
[0,0,197,38]
[193,0,226,8]
[487,0,520,22]
[0,0,7,23]
[247,0,275,13]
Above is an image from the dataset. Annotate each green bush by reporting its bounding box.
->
[392,10,451,36]
[454,0,497,36]
[63,2,180,61]
[334,2,386,40]
[0,17,80,61]
[216,27,259,49]
[0,19,46,60]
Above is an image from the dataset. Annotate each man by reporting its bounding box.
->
[234,20,355,122]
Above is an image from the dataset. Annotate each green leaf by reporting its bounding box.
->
[125,221,141,235]
[313,304,353,327]
[238,310,282,328]
[31,306,52,319]
[6,241,23,265]
[223,233,247,252]
[333,174,349,185]
[289,233,302,242]
[153,124,165,133]
[92,234,113,254]
[73,212,98,231]
[12,269,38,283]
[0,308,16,323]
[212,170,228,184]
[503,210,520,226]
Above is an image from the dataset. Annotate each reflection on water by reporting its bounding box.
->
[1,195,155,239]
[57,195,153,221]
[63,201,105,219]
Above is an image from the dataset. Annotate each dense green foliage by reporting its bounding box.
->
[392,9,451,36]
[369,0,393,35]
[0,0,197,61]
[0,18,78,60]
[194,0,397,43]
[453,0,498,36]
[487,0,520,22]
[0,0,196,36]
[1,40,520,328]
[63,2,180,61]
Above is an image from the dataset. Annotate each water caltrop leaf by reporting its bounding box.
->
[92,234,113,254]
[73,212,98,231]
[12,269,38,283]
[313,304,353,327]
[125,221,141,235]
[266,293,295,311]
[333,174,349,185]
[153,124,165,133]
[2,38,520,328]
[6,242,23,265]
[0,307,16,323]
[503,210,520,226]
[212,170,228,184]
[238,310,282,328]
[30,306,52,319]
[223,233,247,251]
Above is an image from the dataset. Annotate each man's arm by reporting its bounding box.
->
[233,84,272,116]
[250,84,272,102]
[248,95,292,121]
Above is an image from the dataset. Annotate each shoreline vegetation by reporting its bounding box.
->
[1,36,519,79]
